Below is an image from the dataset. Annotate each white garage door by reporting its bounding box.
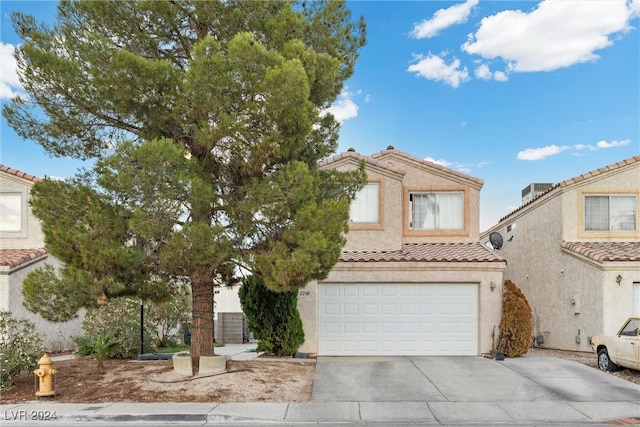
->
[318,283,478,356]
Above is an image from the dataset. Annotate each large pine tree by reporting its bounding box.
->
[5,0,366,372]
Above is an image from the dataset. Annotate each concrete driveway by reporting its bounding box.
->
[308,355,640,424]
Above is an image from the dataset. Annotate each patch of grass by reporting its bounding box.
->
[154,342,225,353]
[155,344,189,353]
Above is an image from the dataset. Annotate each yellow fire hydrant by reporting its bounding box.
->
[33,354,56,398]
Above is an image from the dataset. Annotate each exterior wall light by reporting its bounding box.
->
[490,280,496,291]
[616,274,622,285]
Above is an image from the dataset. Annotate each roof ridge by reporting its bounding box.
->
[0,164,42,182]
[318,150,406,175]
[370,149,484,185]
[498,155,640,223]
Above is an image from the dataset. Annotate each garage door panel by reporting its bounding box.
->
[319,283,478,356]
[362,303,377,315]
[362,286,378,297]
[343,303,358,315]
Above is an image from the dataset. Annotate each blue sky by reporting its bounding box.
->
[1,1,639,231]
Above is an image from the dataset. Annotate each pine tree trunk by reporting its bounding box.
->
[190,272,215,375]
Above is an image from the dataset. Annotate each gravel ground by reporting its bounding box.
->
[528,347,640,385]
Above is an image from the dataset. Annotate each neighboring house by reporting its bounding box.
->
[297,147,506,356]
[481,156,640,352]
[0,165,83,351]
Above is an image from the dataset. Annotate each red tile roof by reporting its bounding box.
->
[0,248,48,268]
[371,148,484,186]
[319,150,407,176]
[0,164,42,182]
[340,242,504,263]
[561,241,640,262]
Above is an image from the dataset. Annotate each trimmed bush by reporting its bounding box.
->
[498,280,532,357]
[82,298,153,358]
[145,283,192,348]
[239,275,304,356]
[0,311,44,391]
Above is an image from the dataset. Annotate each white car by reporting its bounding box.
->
[591,317,640,372]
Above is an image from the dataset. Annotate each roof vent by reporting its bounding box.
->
[347,147,355,152]
[387,145,395,150]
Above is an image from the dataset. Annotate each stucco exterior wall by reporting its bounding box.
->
[1,255,84,352]
[481,159,640,351]
[297,262,504,356]
[562,167,640,242]
[0,174,45,248]
[342,168,404,251]
[374,152,482,243]
[1,168,83,352]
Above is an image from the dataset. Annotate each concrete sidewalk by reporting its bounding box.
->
[2,348,639,426]
[2,399,639,425]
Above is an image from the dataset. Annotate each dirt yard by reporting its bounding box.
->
[0,357,315,404]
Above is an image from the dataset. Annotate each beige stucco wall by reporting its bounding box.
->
[374,152,482,243]
[562,166,640,242]
[0,173,45,249]
[300,150,502,356]
[342,167,404,251]
[1,255,84,352]
[481,161,640,351]
[297,261,504,356]
[1,170,83,351]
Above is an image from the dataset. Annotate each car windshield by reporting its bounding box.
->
[619,319,640,337]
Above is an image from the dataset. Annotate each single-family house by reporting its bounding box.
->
[481,156,640,352]
[0,165,83,351]
[297,147,506,357]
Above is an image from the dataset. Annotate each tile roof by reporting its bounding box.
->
[319,150,407,176]
[0,248,48,268]
[561,241,640,262]
[499,155,640,223]
[0,164,42,182]
[371,148,484,186]
[340,242,504,263]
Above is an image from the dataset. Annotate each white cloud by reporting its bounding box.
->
[410,0,479,39]
[0,43,23,100]
[519,139,631,160]
[573,144,597,151]
[474,63,509,82]
[323,89,359,123]
[597,139,631,148]
[424,156,452,168]
[424,156,482,175]
[475,64,492,80]
[517,145,569,160]
[462,0,637,72]
[493,71,508,81]
[407,53,469,88]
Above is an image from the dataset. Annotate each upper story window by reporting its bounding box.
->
[584,195,637,231]
[0,193,23,233]
[350,182,379,224]
[409,191,463,230]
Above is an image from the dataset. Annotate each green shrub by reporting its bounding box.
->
[145,283,192,349]
[74,332,122,371]
[82,298,153,358]
[0,311,44,391]
[498,280,532,357]
[239,275,304,356]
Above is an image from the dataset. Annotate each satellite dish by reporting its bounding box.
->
[489,232,503,250]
